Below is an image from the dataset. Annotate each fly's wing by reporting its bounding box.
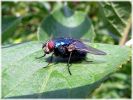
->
[74,41,106,55]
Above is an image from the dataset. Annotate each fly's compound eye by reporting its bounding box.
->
[48,41,54,50]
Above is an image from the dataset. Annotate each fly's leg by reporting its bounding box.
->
[43,53,54,68]
[67,52,72,75]
[36,53,46,59]
[47,53,54,66]
[36,53,54,68]
[84,58,93,63]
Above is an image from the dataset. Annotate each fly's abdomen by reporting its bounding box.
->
[72,50,87,58]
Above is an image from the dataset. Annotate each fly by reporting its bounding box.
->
[36,37,106,75]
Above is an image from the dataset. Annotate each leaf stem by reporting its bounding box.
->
[119,17,131,46]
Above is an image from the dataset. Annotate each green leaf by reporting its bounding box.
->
[99,2,131,36]
[2,41,131,98]
[37,6,95,42]
[2,16,22,42]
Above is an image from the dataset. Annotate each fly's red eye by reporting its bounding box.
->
[48,41,54,50]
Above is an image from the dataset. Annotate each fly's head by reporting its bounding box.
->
[42,40,54,54]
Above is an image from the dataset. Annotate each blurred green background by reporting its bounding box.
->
[2,1,131,98]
